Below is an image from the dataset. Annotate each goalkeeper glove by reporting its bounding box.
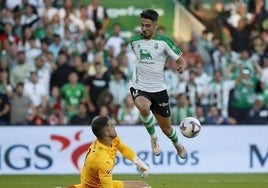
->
[133,156,149,178]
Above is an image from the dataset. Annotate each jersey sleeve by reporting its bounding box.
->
[158,35,182,61]
[114,136,136,161]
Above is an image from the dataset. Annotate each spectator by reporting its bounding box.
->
[0,93,10,125]
[250,36,268,68]
[25,36,42,64]
[96,89,115,118]
[228,67,258,124]
[62,29,76,57]
[47,103,68,125]
[20,3,40,30]
[62,15,79,39]
[13,14,23,39]
[248,94,268,124]
[50,51,75,89]
[164,59,182,105]
[30,105,47,126]
[180,41,203,69]
[211,43,239,79]
[262,85,268,108]
[58,0,78,20]
[86,0,110,39]
[27,54,52,95]
[18,26,41,52]
[81,38,95,64]
[61,71,86,120]
[117,41,136,74]
[50,13,64,38]
[224,16,256,53]
[195,105,206,125]
[85,60,110,117]
[74,5,96,38]
[23,71,48,109]
[0,57,11,73]
[1,8,14,25]
[208,70,225,114]
[260,56,268,91]
[171,93,194,125]
[72,33,87,57]
[0,22,20,47]
[10,82,35,125]
[177,69,199,113]
[105,23,125,57]
[69,102,92,125]
[206,105,236,125]
[117,94,140,125]
[226,49,262,81]
[194,62,212,114]
[252,0,268,31]
[38,0,58,22]
[9,50,32,89]
[72,56,87,83]
[227,2,254,28]
[48,86,65,115]
[0,70,13,98]
[48,33,63,59]
[108,68,128,107]
[117,53,132,80]
[189,1,230,42]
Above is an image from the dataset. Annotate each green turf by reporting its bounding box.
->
[0,174,267,188]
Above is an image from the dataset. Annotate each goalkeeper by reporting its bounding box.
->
[66,116,150,188]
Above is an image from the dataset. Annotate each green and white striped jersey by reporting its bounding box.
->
[129,34,182,92]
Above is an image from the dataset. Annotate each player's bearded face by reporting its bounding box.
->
[107,121,117,138]
[140,18,157,39]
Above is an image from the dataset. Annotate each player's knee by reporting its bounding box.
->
[138,105,150,115]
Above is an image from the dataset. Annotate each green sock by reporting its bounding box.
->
[168,127,179,143]
[141,112,155,135]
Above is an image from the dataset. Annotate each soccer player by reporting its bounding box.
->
[66,116,150,188]
[129,9,187,158]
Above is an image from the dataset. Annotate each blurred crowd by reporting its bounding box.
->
[0,0,268,126]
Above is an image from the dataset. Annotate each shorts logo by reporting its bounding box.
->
[132,89,139,98]
[158,102,169,107]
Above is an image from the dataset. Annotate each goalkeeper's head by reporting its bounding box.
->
[91,116,117,139]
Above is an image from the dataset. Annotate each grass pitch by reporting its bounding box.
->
[0,173,267,188]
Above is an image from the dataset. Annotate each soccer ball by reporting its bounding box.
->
[179,117,201,138]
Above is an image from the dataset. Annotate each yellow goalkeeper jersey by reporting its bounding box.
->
[80,135,136,188]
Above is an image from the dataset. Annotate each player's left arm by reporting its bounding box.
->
[163,37,187,74]
[115,136,136,160]
[115,136,149,178]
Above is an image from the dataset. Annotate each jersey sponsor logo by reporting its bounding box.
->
[139,49,152,60]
